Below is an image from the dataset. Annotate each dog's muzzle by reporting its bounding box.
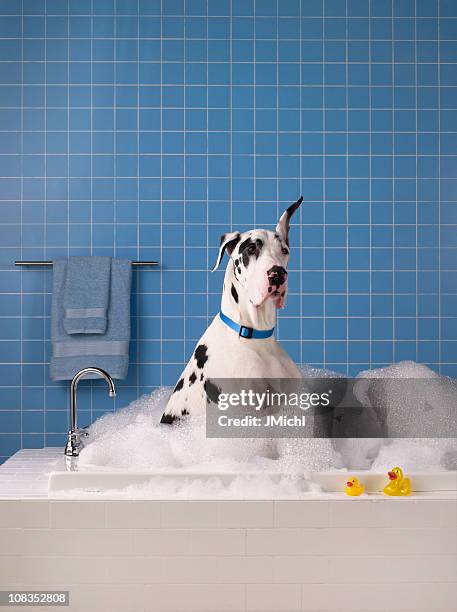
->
[267,266,288,308]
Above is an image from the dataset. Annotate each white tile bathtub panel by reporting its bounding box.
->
[105,500,161,528]
[190,528,246,555]
[272,555,328,583]
[219,501,274,528]
[326,527,457,556]
[330,497,457,528]
[12,556,110,586]
[328,554,457,583]
[146,584,246,612]
[161,501,220,528]
[216,555,275,583]
[301,582,457,610]
[246,528,325,556]
[158,555,276,584]
[0,556,24,584]
[142,526,247,557]
[247,526,457,557]
[132,528,192,556]
[0,451,456,612]
[381,499,457,528]
[274,501,329,528]
[0,528,22,556]
[70,583,164,612]
[247,584,302,611]
[19,528,133,557]
[328,499,389,528]
[105,555,163,584]
[0,500,49,528]
[50,501,106,529]
[329,499,457,529]
[160,555,225,583]
[0,528,456,611]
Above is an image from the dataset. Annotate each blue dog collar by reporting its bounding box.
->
[219,311,275,339]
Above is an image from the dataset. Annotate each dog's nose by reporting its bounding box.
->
[267,265,288,288]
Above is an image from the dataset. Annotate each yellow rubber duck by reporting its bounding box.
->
[383,467,411,496]
[345,477,364,496]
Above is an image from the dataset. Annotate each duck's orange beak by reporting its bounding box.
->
[346,481,353,487]
[388,471,397,480]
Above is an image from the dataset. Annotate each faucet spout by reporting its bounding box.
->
[65,367,116,457]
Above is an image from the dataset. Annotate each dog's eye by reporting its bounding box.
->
[247,244,256,255]
[282,248,289,256]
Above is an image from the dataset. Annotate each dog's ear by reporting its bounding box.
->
[211,231,241,272]
[275,196,303,246]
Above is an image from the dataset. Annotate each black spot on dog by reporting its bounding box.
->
[204,379,221,404]
[200,373,204,381]
[189,372,197,385]
[160,413,177,424]
[239,237,262,267]
[219,232,241,255]
[173,378,184,393]
[181,408,189,416]
[231,284,239,303]
[194,344,208,369]
[235,258,239,266]
[239,239,252,267]
[237,266,242,275]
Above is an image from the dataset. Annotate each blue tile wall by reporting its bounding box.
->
[0,0,456,463]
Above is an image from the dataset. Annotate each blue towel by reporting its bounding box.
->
[50,258,132,380]
[63,256,111,334]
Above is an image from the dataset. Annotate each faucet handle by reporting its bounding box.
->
[76,426,90,438]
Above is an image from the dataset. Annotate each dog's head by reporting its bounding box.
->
[212,196,303,309]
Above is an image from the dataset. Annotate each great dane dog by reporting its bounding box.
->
[160,196,303,424]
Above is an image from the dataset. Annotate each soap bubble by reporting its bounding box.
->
[78,360,456,497]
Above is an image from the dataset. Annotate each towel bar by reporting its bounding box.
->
[14,260,159,267]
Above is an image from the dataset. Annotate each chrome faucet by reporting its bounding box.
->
[64,367,116,457]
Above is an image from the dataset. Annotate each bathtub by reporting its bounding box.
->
[47,462,457,498]
[1,448,456,612]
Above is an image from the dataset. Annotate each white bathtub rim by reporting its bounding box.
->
[47,468,457,499]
